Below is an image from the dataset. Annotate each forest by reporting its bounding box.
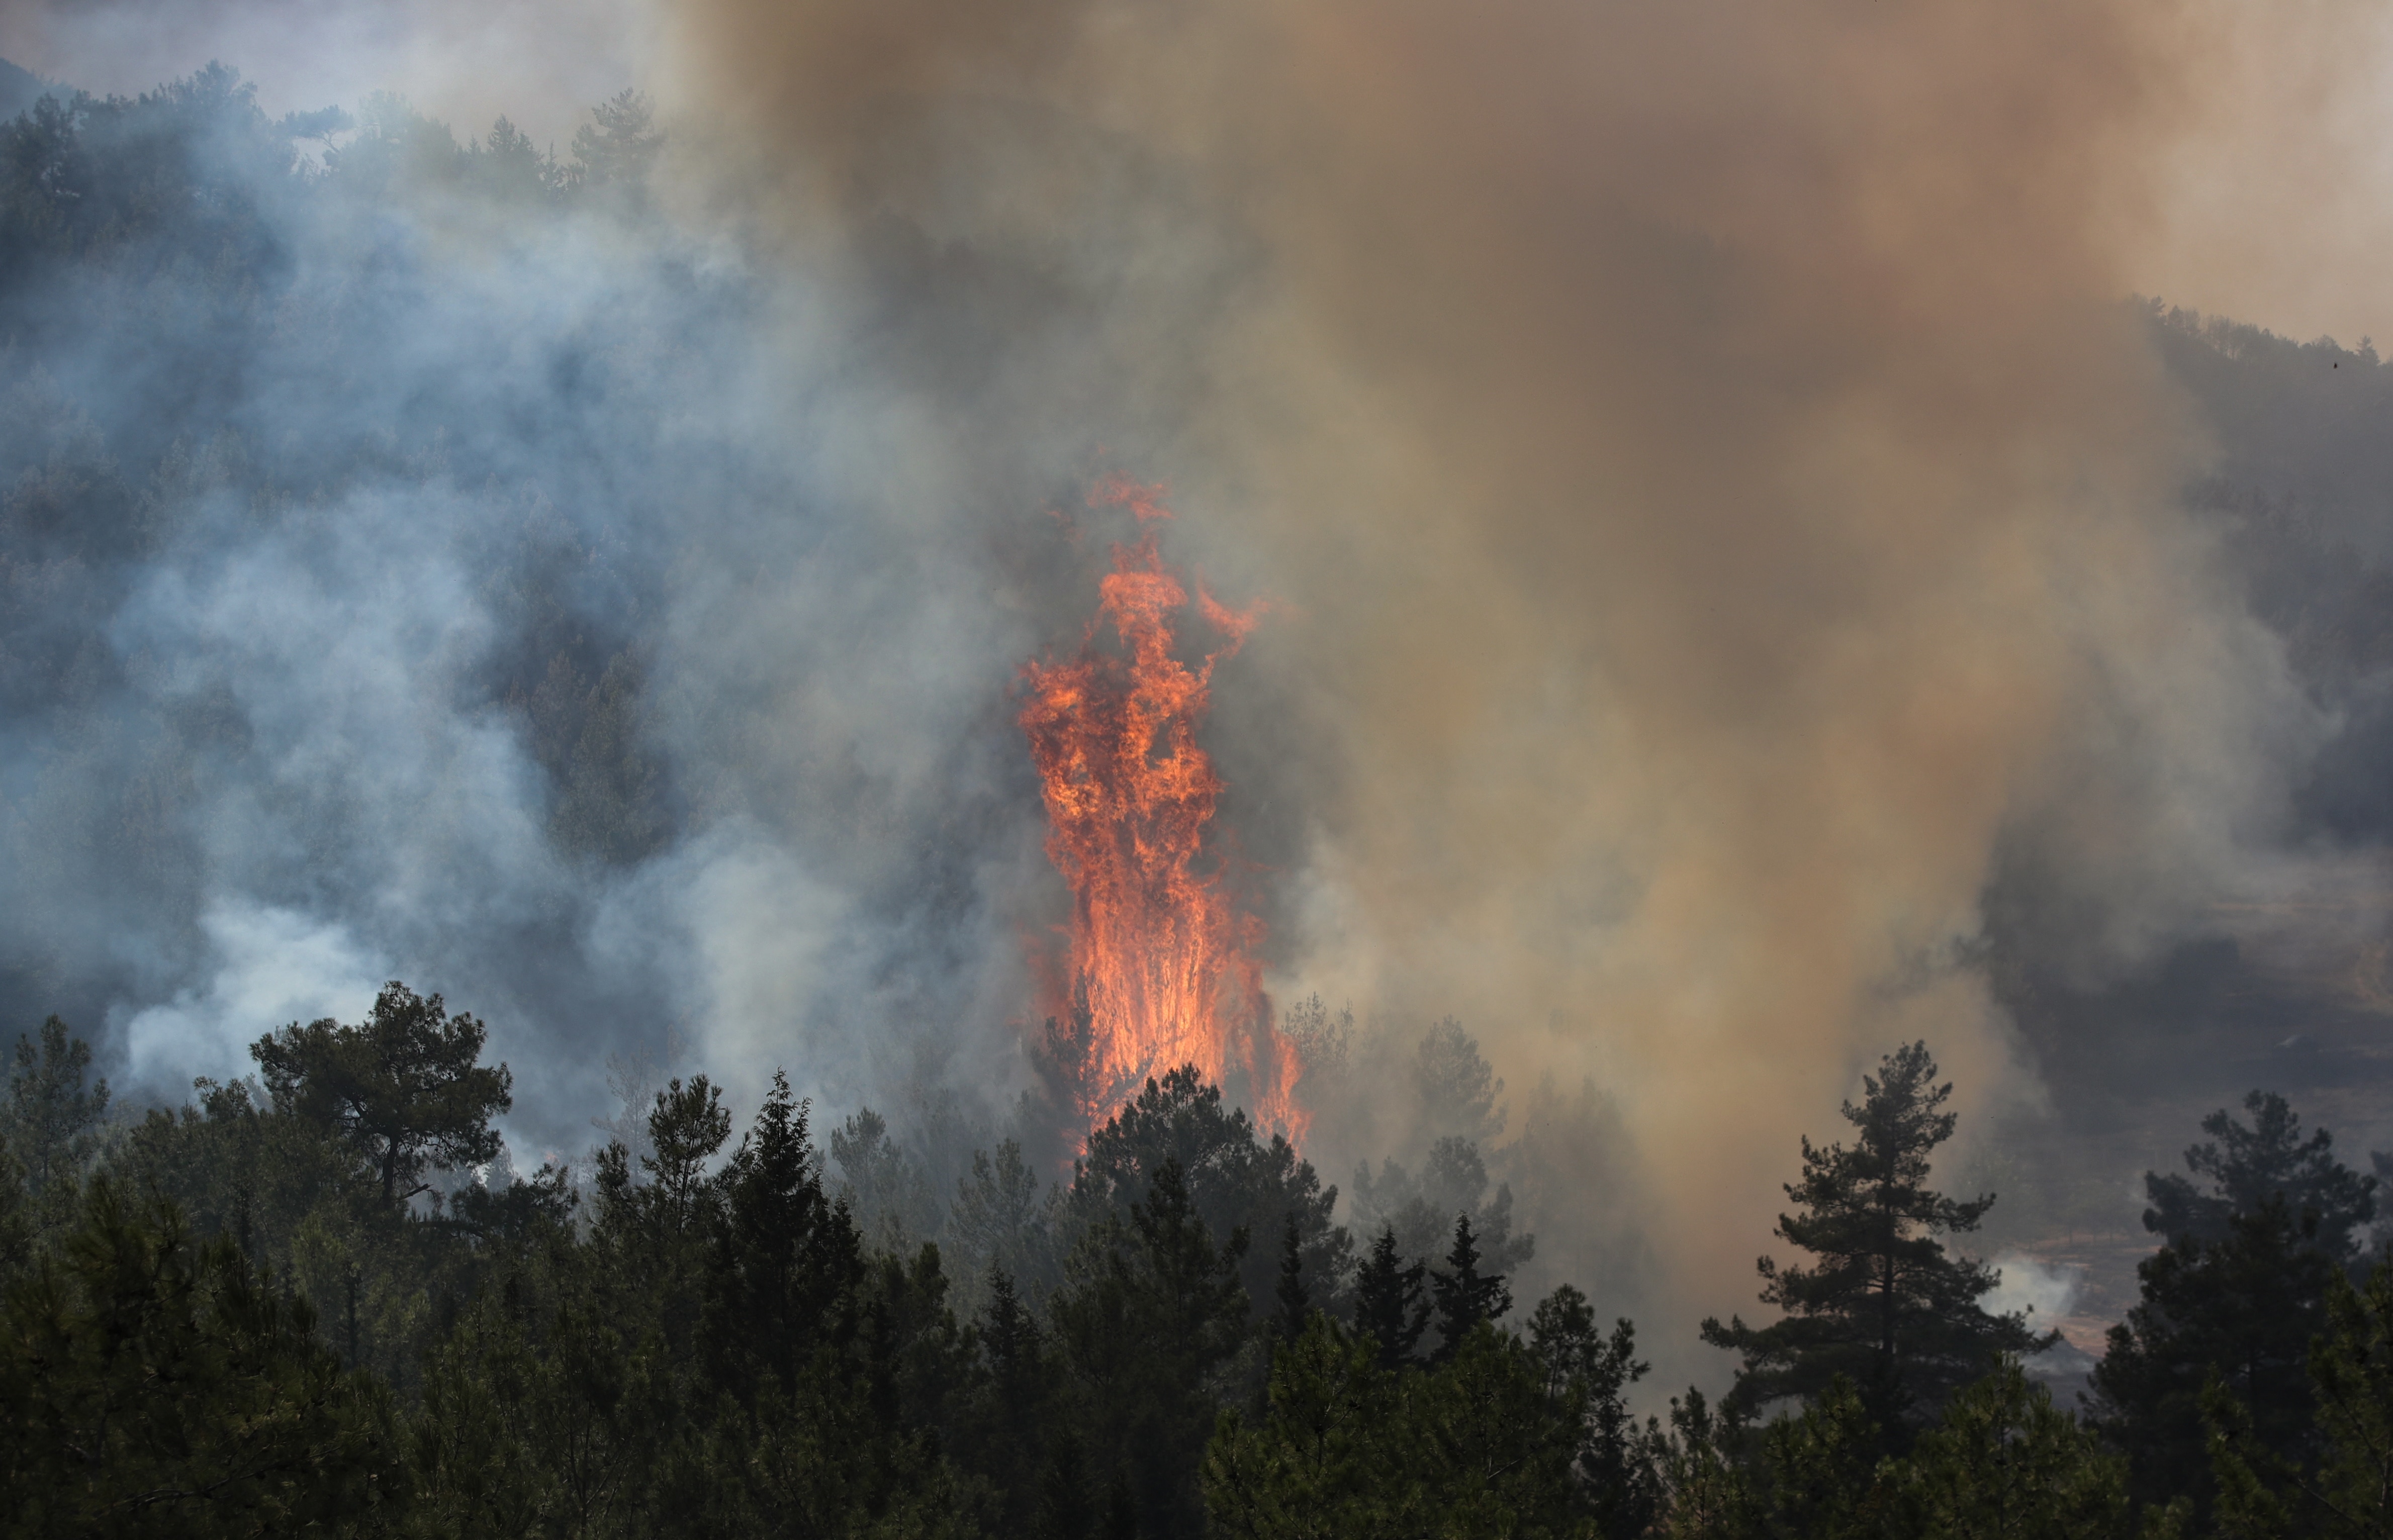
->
[11,988,2393,1538]
[13,54,2393,1540]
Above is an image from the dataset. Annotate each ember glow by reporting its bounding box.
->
[1018,478,1305,1141]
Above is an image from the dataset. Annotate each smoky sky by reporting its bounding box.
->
[7,0,2393,1373]
[654,0,2356,1294]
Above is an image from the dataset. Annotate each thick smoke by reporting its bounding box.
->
[654,0,2331,1331]
[5,0,2391,1381]
[0,66,1078,1166]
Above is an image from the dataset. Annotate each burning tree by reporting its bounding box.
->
[1017,478,1303,1139]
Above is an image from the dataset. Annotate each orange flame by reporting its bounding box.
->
[1018,477,1305,1141]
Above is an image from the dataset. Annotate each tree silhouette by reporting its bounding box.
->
[1701,1041,2049,1435]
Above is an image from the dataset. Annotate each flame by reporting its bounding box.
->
[1018,477,1305,1141]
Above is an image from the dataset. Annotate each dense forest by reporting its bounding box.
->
[14,56,2393,1540]
[12,990,2393,1537]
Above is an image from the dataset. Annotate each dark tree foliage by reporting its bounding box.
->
[1352,1223,1432,1371]
[1203,1313,1585,1540]
[2095,1088,2377,1517]
[0,1182,406,1536]
[2212,1254,2393,1537]
[1052,1156,1252,1539]
[5,998,2326,1537]
[1430,1210,1513,1364]
[1701,1041,2049,1435]
[2145,1089,2376,1262]
[1527,1283,1660,1538]
[252,981,513,1208]
[0,1127,26,1280]
[1070,1065,1351,1320]
[1891,1362,2134,1538]
[700,1070,863,1403]
[951,1264,1055,1535]
[1274,1209,1311,1341]
[2094,1195,2338,1514]
[7,1015,109,1224]
[1758,1375,1890,1540]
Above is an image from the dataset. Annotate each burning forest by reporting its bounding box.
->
[1018,477,1301,1145]
[11,0,2393,1533]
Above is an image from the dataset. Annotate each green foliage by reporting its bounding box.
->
[2110,1092,2377,1514]
[2305,1264,2393,1536]
[1204,1314,1589,1539]
[0,1181,407,1537]
[1070,1066,1350,1323]
[1653,1387,1760,1540]
[0,1128,27,1282]
[1204,1316,1409,1537]
[2095,1196,2337,1510]
[1054,1156,1251,1537]
[1893,1359,2135,1540]
[2209,1257,2393,1539]
[1528,1285,1660,1538]
[1702,1041,2049,1434]
[1274,1210,1312,1343]
[1760,1375,1887,1540]
[252,982,513,1209]
[1644,1361,2143,1540]
[10,987,2297,1540]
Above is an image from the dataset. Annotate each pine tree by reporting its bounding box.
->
[2146,1091,2375,1261]
[960,1264,1057,1534]
[1275,1210,1311,1341]
[569,88,662,190]
[1895,1361,2134,1537]
[1351,1225,1430,1371]
[250,982,512,1209]
[1051,1156,1250,1538]
[1527,1283,1661,1538]
[1429,1212,1511,1364]
[2094,1195,2334,1512]
[0,1182,406,1534]
[2210,1255,2393,1538]
[1700,1041,2048,1432]
[7,1016,109,1207]
[2095,1092,2374,1514]
[701,1070,862,1403]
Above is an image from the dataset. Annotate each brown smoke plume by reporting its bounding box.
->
[658,0,2323,1342]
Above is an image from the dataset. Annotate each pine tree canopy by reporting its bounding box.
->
[1352,1224,1431,1371]
[2143,1089,2376,1260]
[250,983,512,1209]
[1700,1040,2050,1430]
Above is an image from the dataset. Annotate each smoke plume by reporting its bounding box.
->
[654,0,2323,1326]
[5,0,2389,1379]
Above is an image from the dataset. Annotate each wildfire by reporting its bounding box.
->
[1018,477,1305,1141]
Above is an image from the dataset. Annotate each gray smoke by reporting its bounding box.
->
[7,0,2393,1392]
